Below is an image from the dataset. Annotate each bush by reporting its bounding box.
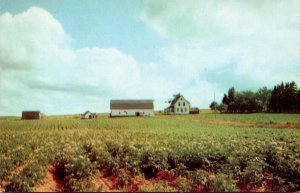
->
[138,181,176,192]
[140,151,169,178]
[239,160,265,187]
[187,169,209,185]
[54,151,95,192]
[206,173,238,192]
[176,176,192,192]
[5,175,31,192]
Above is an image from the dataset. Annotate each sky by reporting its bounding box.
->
[0,0,300,115]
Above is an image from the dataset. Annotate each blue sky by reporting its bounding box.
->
[0,0,300,115]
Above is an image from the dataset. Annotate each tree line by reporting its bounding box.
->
[210,81,300,113]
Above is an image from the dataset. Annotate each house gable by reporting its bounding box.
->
[165,94,191,114]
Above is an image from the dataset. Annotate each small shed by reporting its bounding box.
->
[82,111,96,119]
[22,111,42,120]
[189,107,200,114]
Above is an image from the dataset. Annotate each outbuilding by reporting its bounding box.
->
[82,111,96,119]
[110,100,154,117]
[22,111,42,120]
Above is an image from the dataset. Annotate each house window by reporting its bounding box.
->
[181,108,183,112]
[183,102,185,106]
[178,102,181,106]
[177,108,179,112]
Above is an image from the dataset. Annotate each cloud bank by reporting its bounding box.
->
[1,1,300,115]
[0,7,144,115]
[0,6,199,115]
[141,0,300,89]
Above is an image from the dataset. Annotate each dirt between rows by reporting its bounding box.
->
[158,115,300,129]
[29,165,279,192]
[32,165,64,192]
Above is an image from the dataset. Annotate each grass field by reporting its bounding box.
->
[0,112,299,192]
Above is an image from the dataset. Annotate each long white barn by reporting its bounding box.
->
[110,100,154,117]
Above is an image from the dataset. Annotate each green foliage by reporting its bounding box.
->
[55,150,95,192]
[217,81,300,113]
[140,150,169,178]
[176,176,192,192]
[0,114,299,191]
[5,175,32,192]
[207,173,238,192]
[239,159,265,187]
[209,101,218,110]
[187,169,209,185]
[269,81,299,113]
[137,181,176,192]
[117,172,130,187]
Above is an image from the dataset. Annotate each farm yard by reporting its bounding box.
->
[0,112,300,192]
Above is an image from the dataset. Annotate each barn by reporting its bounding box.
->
[110,100,154,117]
[22,111,42,120]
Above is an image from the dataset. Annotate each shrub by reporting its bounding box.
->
[239,160,265,187]
[187,169,209,185]
[140,151,169,178]
[206,173,238,192]
[137,181,176,192]
[5,175,31,192]
[176,176,192,192]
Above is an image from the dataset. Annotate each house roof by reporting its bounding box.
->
[110,100,154,110]
[84,110,91,114]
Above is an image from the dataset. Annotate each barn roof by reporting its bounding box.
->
[110,100,154,110]
[22,111,40,113]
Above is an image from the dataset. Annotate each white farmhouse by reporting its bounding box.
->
[165,93,191,115]
[110,100,154,117]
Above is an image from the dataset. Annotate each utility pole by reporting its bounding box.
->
[214,92,216,119]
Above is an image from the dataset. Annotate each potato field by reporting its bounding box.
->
[0,112,300,192]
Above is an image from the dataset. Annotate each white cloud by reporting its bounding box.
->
[141,0,300,92]
[0,6,189,115]
[0,7,147,115]
[1,1,300,115]
[0,7,69,70]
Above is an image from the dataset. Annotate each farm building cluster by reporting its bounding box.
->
[21,93,199,119]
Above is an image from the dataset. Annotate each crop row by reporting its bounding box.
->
[0,116,300,192]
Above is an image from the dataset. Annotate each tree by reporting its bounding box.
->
[268,82,298,113]
[222,94,229,105]
[256,87,272,112]
[228,87,236,103]
[217,103,227,112]
[269,85,279,112]
[297,90,300,112]
[284,81,298,112]
[209,101,218,111]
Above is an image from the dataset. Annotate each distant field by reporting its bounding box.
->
[0,113,299,192]
[187,111,300,123]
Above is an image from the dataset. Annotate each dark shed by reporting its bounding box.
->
[22,111,42,120]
